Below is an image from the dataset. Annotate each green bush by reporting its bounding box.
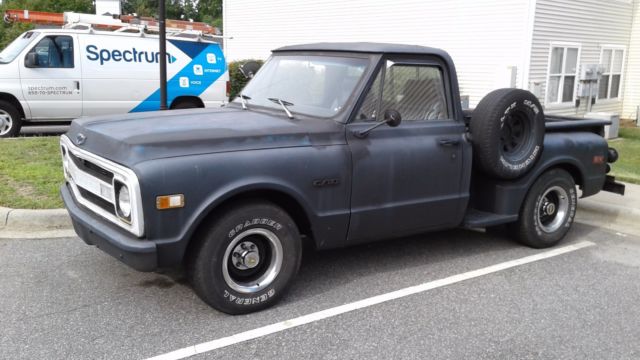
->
[228,59,263,101]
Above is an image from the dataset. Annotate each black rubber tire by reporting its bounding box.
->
[188,201,302,314]
[0,100,22,138]
[470,89,545,179]
[510,168,577,248]
[171,99,202,109]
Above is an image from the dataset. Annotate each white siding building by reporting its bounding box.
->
[624,0,640,120]
[223,0,639,120]
[95,0,121,15]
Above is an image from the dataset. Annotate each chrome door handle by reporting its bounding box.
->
[438,138,460,147]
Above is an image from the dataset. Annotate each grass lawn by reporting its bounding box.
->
[0,136,64,209]
[609,127,640,185]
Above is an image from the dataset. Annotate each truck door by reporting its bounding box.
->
[346,58,467,243]
[19,34,82,120]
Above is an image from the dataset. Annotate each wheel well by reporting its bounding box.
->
[170,96,204,109]
[0,93,26,119]
[553,163,584,188]
[184,189,314,264]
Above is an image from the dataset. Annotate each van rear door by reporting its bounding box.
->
[19,33,82,120]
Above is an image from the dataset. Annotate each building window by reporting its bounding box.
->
[546,45,579,104]
[599,47,625,100]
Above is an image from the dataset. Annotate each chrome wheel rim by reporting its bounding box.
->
[537,186,569,233]
[222,228,283,294]
[0,110,13,136]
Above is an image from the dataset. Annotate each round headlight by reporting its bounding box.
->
[117,185,131,218]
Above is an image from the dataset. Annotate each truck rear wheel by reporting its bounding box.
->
[188,201,302,314]
[471,89,544,179]
[510,169,577,248]
[0,101,22,138]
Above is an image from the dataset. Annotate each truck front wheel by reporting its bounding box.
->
[510,169,577,248]
[0,101,22,138]
[188,201,302,314]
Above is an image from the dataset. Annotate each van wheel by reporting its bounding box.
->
[470,89,545,179]
[171,98,203,109]
[188,201,302,314]
[0,101,22,138]
[510,169,577,248]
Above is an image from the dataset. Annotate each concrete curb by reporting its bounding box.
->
[0,207,75,239]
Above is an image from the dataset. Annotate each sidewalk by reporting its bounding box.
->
[576,182,640,236]
[0,183,638,239]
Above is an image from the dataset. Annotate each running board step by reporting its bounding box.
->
[462,209,518,228]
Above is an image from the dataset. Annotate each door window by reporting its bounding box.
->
[27,36,74,68]
[357,62,449,122]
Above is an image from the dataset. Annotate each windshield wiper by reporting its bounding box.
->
[268,98,294,119]
[239,94,251,110]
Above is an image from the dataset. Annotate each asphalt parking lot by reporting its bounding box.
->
[1,222,639,360]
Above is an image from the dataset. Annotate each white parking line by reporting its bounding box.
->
[146,240,595,360]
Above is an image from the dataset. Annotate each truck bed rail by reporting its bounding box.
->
[545,115,610,135]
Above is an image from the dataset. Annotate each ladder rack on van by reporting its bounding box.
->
[3,9,220,35]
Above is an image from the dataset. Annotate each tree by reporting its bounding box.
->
[121,0,223,30]
[197,0,222,25]
[0,0,93,49]
[0,0,224,50]
[122,0,158,17]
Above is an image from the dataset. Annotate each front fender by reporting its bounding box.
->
[133,145,352,267]
[183,176,317,241]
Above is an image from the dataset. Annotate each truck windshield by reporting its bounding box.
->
[237,55,370,118]
[0,32,39,64]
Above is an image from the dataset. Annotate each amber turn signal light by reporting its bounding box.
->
[156,194,185,210]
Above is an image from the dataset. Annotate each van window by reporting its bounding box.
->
[0,32,39,64]
[27,36,74,68]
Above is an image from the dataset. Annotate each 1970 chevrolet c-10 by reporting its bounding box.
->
[60,43,625,314]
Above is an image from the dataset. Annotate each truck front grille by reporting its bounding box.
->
[60,135,144,237]
[77,186,115,213]
[69,152,114,183]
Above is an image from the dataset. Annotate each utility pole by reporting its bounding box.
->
[159,0,168,110]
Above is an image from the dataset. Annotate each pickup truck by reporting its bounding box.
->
[60,43,625,314]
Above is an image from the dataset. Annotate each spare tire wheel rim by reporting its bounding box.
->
[0,110,13,136]
[537,185,569,233]
[222,228,284,294]
[500,109,532,162]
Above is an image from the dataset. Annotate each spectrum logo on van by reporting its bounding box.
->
[86,45,177,65]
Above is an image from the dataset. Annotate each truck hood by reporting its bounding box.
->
[65,107,346,166]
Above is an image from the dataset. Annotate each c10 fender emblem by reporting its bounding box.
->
[312,178,340,187]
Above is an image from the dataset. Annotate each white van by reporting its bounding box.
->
[0,28,228,137]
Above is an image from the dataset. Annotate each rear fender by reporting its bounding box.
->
[469,132,606,217]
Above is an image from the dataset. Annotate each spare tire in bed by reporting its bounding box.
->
[470,88,545,179]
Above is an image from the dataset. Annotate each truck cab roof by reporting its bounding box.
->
[273,42,452,58]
